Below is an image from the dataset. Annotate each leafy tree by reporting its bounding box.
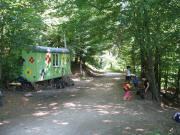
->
[0,0,46,86]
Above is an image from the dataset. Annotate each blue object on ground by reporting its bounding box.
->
[173,112,180,123]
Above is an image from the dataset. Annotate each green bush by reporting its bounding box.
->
[0,49,22,88]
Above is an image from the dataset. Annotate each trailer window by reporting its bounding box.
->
[53,53,59,67]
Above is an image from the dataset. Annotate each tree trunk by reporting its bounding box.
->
[146,55,159,101]
[154,47,161,92]
[140,47,146,77]
[131,45,136,73]
[116,26,122,57]
[158,66,162,92]
[141,1,159,101]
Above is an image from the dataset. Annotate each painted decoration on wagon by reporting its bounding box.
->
[45,54,51,64]
[29,57,35,63]
[25,67,32,77]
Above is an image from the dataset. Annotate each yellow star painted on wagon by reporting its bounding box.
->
[62,55,65,62]
[25,67,32,77]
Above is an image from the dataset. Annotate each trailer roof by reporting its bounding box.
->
[24,45,70,53]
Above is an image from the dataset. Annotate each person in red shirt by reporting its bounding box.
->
[123,82,131,100]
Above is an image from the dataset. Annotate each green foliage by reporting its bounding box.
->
[1,48,22,86]
[0,0,46,87]
[118,0,179,92]
[49,0,122,68]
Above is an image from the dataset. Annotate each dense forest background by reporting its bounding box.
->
[0,0,179,101]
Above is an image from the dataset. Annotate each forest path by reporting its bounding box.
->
[0,72,179,135]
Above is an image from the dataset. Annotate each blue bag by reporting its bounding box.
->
[173,112,180,123]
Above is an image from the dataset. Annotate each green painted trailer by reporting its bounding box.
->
[20,45,71,82]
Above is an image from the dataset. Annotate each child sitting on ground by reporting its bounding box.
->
[123,82,131,100]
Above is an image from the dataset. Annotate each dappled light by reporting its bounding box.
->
[93,82,115,88]
[98,110,110,115]
[70,94,76,97]
[111,111,120,115]
[72,78,80,82]
[136,128,145,132]
[157,110,164,113]
[37,90,44,93]
[0,72,179,135]
[0,121,10,126]
[131,111,144,116]
[104,83,114,88]
[85,78,94,82]
[125,127,131,130]
[103,120,112,123]
[22,97,29,102]
[52,107,59,110]
[95,105,113,109]
[112,77,122,80]
[35,106,48,109]
[60,101,148,118]
[52,120,69,126]
[31,127,41,131]
[63,102,76,107]
[94,83,104,87]
[32,102,61,117]
[33,111,50,117]
[76,86,90,89]
[49,103,58,107]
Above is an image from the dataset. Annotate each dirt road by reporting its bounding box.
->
[0,72,179,135]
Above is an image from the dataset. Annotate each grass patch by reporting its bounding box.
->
[106,67,123,73]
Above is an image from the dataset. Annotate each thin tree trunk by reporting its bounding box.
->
[164,70,168,89]
[116,26,122,57]
[158,65,162,92]
[178,68,180,91]
[177,68,180,96]
[140,47,146,77]
[131,45,136,73]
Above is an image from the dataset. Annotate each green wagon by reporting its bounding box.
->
[19,45,71,83]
